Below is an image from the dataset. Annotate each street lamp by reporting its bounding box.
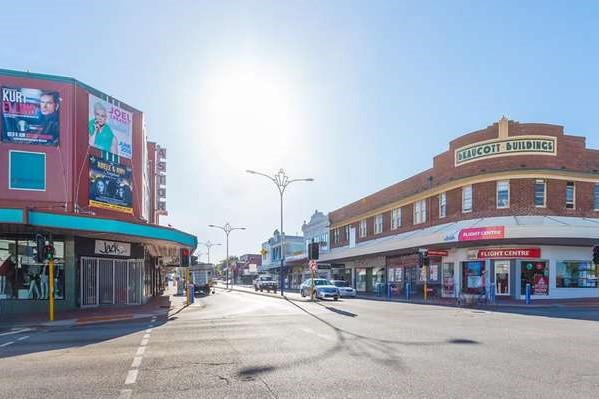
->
[209,223,245,289]
[246,169,314,296]
[198,240,221,265]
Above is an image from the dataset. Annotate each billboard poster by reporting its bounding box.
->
[89,155,133,214]
[88,94,132,158]
[1,87,60,145]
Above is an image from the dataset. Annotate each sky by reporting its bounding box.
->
[3,0,599,263]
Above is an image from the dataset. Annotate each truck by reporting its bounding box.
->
[191,264,214,296]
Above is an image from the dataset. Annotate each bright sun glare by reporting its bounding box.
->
[201,62,303,168]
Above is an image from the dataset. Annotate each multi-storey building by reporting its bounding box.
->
[321,118,599,300]
[0,69,196,316]
[259,230,304,288]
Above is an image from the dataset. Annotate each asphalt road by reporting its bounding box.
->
[1,290,598,399]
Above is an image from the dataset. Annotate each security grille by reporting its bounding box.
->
[80,257,144,307]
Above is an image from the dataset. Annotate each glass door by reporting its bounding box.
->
[495,260,510,296]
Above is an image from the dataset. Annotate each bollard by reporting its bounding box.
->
[406,282,411,301]
[525,283,531,304]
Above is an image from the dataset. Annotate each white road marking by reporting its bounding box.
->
[136,346,146,356]
[125,369,138,385]
[143,333,150,339]
[131,356,143,368]
[16,335,30,341]
[0,341,15,348]
[118,389,132,399]
[140,339,149,346]
[145,328,152,333]
[0,328,31,337]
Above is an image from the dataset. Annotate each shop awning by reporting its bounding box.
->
[320,216,599,262]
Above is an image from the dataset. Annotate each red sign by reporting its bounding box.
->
[308,260,317,272]
[427,249,448,257]
[477,248,540,259]
[534,275,549,295]
[458,226,505,241]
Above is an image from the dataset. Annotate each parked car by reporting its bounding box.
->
[330,280,356,297]
[299,278,339,300]
[253,275,278,293]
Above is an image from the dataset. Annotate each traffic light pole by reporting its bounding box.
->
[49,257,54,321]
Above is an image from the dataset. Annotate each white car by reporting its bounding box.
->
[330,280,356,297]
[299,278,339,300]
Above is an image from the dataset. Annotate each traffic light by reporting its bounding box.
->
[418,252,430,268]
[593,245,599,265]
[35,234,46,263]
[43,244,55,261]
[308,242,319,260]
[180,248,190,267]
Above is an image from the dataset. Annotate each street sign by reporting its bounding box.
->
[309,260,317,272]
[426,249,448,257]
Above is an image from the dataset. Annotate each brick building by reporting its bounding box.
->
[320,117,599,300]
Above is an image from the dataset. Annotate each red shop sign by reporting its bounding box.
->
[458,226,505,241]
[427,249,449,257]
[477,248,541,259]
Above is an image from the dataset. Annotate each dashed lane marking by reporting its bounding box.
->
[0,328,32,337]
[135,346,146,356]
[0,341,15,348]
[140,339,149,346]
[118,389,132,399]
[131,356,143,368]
[16,335,30,341]
[125,369,138,385]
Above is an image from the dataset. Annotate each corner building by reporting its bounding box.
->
[321,118,599,300]
[0,69,196,317]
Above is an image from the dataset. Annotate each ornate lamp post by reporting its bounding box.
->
[209,223,245,289]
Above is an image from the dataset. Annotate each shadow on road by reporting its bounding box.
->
[237,298,481,379]
[0,316,166,360]
[315,302,358,317]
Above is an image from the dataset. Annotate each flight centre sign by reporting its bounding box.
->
[454,135,556,166]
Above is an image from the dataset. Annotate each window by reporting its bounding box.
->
[414,200,427,224]
[374,214,383,234]
[0,239,65,301]
[439,192,447,218]
[556,261,597,288]
[359,219,367,238]
[496,181,510,209]
[391,208,402,229]
[462,186,472,213]
[521,261,549,295]
[566,182,575,209]
[461,261,485,294]
[594,184,599,210]
[9,150,46,191]
[345,225,350,241]
[333,228,339,244]
[534,179,546,207]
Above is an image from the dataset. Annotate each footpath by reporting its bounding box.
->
[219,283,599,309]
[0,286,189,330]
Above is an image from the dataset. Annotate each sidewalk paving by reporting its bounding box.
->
[222,283,599,309]
[0,286,189,330]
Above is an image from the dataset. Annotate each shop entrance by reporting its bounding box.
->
[404,266,421,297]
[495,260,510,296]
[81,257,143,307]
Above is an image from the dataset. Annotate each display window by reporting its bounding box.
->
[556,261,597,288]
[442,263,455,297]
[521,260,548,295]
[356,268,366,292]
[495,260,510,296]
[461,261,486,294]
[0,238,65,300]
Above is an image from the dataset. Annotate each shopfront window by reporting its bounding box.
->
[461,261,485,294]
[521,261,549,295]
[442,263,455,297]
[495,260,510,295]
[356,268,366,292]
[0,239,65,300]
[556,261,597,288]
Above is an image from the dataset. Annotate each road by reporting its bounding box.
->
[1,290,598,398]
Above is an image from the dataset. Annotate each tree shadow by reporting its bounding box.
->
[237,298,480,379]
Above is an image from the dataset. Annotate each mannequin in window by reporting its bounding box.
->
[28,270,41,299]
[40,264,48,300]
[0,256,16,298]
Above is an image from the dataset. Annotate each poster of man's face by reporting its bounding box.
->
[1,87,60,145]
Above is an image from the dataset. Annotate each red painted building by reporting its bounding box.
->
[0,69,196,316]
